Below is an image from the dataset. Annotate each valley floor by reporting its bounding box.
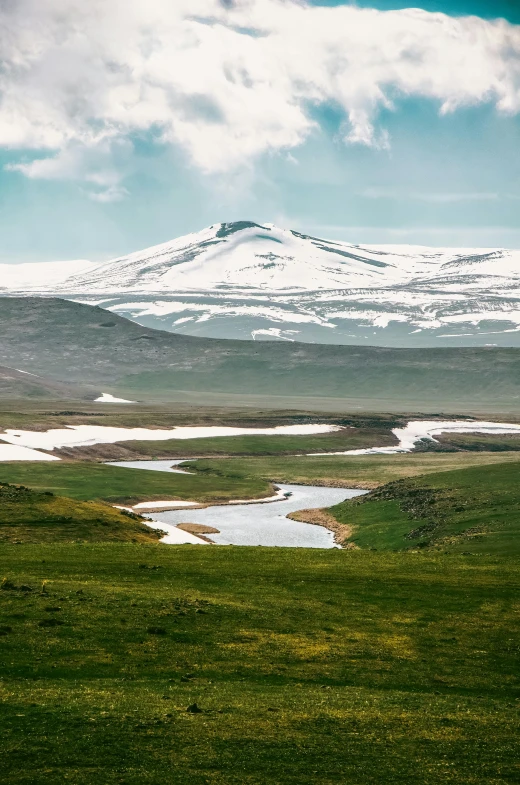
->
[1,401,519,783]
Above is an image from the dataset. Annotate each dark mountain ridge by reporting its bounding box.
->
[0,297,518,412]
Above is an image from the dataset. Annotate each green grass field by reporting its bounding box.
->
[1,545,519,784]
[438,433,520,451]
[2,451,520,513]
[0,400,371,431]
[329,461,520,554]
[67,426,397,460]
[0,462,271,505]
[186,451,520,488]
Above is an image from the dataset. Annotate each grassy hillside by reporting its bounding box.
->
[1,297,520,411]
[1,545,518,784]
[329,461,520,554]
[0,482,159,543]
[437,432,520,451]
[0,462,271,505]
[186,450,520,489]
[0,400,404,433]
[0,366,87,400]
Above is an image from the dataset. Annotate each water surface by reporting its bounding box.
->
[148,483,365,548]
[109,459,190,474]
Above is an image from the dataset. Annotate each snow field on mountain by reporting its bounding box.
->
[0,260,94,290]
[3,221,520,343]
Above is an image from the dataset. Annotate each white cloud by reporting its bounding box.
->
[362,188,501,202]
[0,0,519,190]
[5,138,132,200]
[86,184,129,203]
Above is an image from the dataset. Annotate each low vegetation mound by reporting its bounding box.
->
[0,482,161,543]
[329,461,520,554]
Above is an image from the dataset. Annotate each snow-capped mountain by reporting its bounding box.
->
[0,259,94,290]
[3,220,520,347]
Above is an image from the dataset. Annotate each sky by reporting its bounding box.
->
[0,0,519,263]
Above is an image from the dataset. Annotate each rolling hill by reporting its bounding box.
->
[0,365,88,401]
[329,461,520,554]
[3,221,520,347]
[0,481,161,543]
[0,297,519,411]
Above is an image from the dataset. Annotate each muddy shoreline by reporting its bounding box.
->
[287,507,358,548]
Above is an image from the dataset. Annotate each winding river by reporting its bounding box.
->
[147,482,364,548]
[109,460,364,548]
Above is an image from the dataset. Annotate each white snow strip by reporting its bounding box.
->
[228,488,289,504]
[0,424,340,451]
[108,460,192,474]
[0,445,60,462]
[133,500,199,510]
[251,328,299,341]
[95,393,136,403]
[132,488,287,511]
[308,420,520,456]
[144,519,209,545]
[395,420,520,450]
[440,310,520,327]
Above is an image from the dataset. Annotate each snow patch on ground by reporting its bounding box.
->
[1,423,340,451]
[108,460,192,474]
[133,500,199,510]
[251,328,299,341]
[309,420,520,456]
[0,445,60,462]
[95,393,136,403]
[143,519,209,545]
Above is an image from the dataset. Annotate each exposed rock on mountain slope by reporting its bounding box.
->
[3,222,520,347]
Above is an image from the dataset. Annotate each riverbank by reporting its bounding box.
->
[286,507,357,548]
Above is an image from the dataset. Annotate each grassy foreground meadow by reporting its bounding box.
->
[1,545,519,784]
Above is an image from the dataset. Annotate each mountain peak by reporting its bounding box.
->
[215,221,272,238]
[2,222,520,347]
